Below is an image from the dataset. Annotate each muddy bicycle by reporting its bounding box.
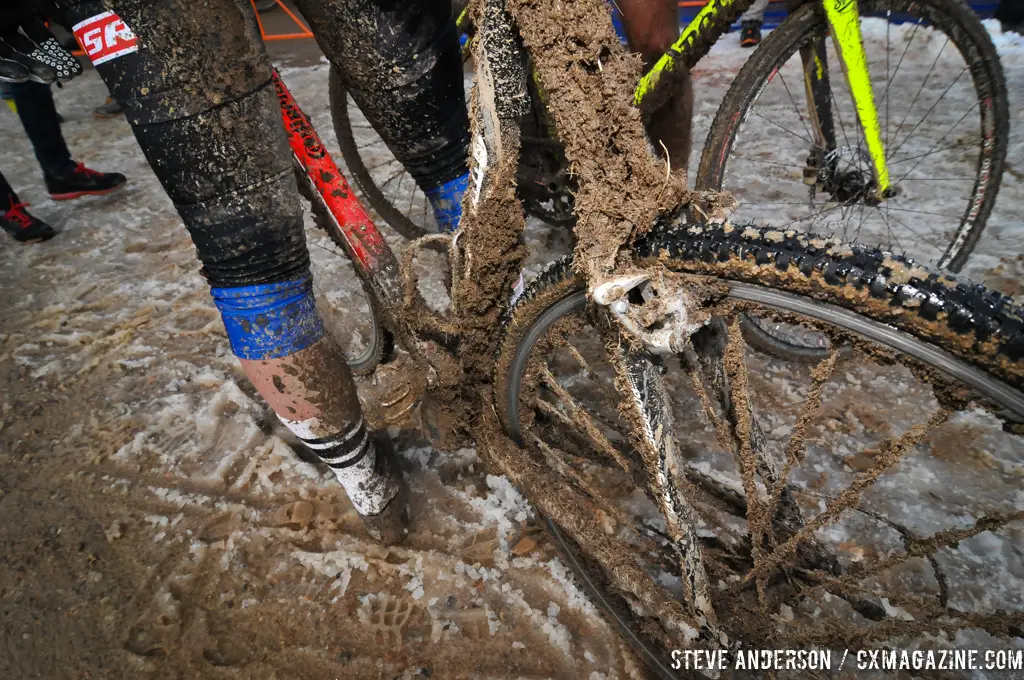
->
[283,0,1023,675]
[332,0,1009,364]
[334,0,1007,267]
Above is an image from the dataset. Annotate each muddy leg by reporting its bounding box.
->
[61,0,406,543]
[614,0,694,171]
[296,0,471,232]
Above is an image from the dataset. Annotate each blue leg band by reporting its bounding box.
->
[211,276,326,360]
[423,172,469,233]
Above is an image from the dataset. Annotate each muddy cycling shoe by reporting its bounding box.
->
[46,163,127,201]
[1,203,56,243]
[740,20,762,47]
[357,435,410,545]
[0,58,29,83]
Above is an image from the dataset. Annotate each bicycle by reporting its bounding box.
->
[332,0,1008,363]
[277,0,1024,675]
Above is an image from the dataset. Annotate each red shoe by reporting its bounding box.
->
[45,162,127,201]
[1,202,56,243]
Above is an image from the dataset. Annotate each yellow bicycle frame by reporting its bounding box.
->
[634,0,891,198]
[634,0,743,105]
[821,0,890,195]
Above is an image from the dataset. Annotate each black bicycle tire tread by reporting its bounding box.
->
[695,0,1009,274]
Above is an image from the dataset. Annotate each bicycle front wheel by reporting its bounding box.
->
[493,221,1024,676]
[698,0,1008,273]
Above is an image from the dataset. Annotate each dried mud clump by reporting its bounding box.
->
[507,0,695,282]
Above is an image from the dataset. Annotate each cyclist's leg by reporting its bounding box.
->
[295,0,470,232]
[615,0,693,171]
[61,0,406,543]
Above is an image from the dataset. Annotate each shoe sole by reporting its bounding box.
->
[49,182,127,201]
[18,234,56,244]
[0,75,29,84]
[741,39,760,47]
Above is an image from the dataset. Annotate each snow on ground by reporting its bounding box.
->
[0,19,1021,680]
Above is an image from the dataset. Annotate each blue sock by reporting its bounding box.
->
[423,172,469,233]
[211,276,326,360]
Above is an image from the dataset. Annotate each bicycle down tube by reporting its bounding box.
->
[273,70,405,320]
[274,73,399,285]
[820,0,891,197]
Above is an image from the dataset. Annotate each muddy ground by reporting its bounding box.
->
[1,18,1023,680]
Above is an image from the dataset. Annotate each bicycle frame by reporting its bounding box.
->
[636,0,892,199]
[273,71,406,332]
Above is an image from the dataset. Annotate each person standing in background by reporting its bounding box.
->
[0,3,126,243]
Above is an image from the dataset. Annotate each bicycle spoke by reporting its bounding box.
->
[880,206,964,220]
[892,102,980,187]
[895,176,974,182]
[889,37,949,153]
[377,166,406,193]
[537,366,636,476]
[885,13,890,150]
[751,110,813,145]
[365,158,402,174]
[887,139,971,167]
[777,70,814,145]
[762,351,838,537]
[406,178,416,217]
[391,168,405,204]
[531,435,658,550]
[734,408,952,590]
[725,158,810,171]
[355,138,386,151]
[827,78,853,152]
[888,65,970,160]
[721,317,779,605]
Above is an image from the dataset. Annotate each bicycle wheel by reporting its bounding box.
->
[493,221,1024,676]
[295,166,386,376]
[698,0,1007,272]
[698,0,1008,363]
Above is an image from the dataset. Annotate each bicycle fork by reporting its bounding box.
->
[801,0,894,203]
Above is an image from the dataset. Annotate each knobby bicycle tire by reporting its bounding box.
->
[493,221,1024,674]
[697,0,1008,275]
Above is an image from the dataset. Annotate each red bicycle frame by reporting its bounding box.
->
[272,70,403,314]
